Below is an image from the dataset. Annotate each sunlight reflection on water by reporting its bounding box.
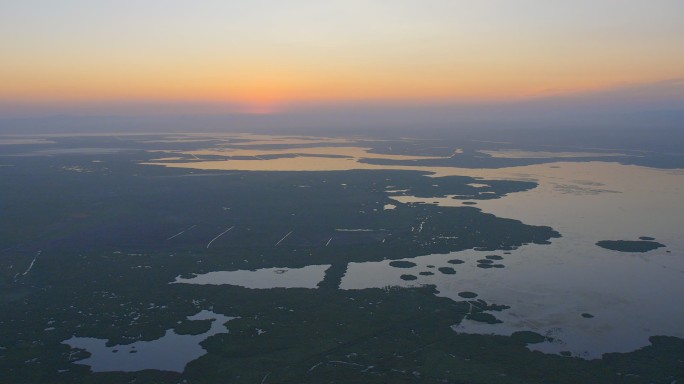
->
[144,136,684,359]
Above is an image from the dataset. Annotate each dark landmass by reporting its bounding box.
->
[0,133,681,383]
[466,312,502,324]
[511,331,547,344]
[477,263,505,269]
[389,261,417,269]
[458,292,478,299]
[596,240,665,253]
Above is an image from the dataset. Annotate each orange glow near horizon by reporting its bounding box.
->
[3,37,681,110]
[1,1,683,116]
[2,66,664,114]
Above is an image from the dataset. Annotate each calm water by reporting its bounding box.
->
[174,265,331,289]
[353,161,684,358]
[30,133,678,360]
[164,146,684,358]
[63,310,236,372]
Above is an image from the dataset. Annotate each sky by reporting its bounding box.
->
[1,0,683,119]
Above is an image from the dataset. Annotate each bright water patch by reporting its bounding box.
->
[173,265,331,289]
[345,162,684,358]
[63,310,235,372]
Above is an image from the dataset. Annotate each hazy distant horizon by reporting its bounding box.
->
[2,1,683,126]
[2,79,682,140]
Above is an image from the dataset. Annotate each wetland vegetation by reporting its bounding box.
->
[1,133,682,383]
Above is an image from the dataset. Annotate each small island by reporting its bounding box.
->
[390,260,417,268]
[596,239,665,253]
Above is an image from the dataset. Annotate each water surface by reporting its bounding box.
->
[64,310,236,372]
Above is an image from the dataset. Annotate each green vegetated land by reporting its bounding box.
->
[0,135,682,384]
